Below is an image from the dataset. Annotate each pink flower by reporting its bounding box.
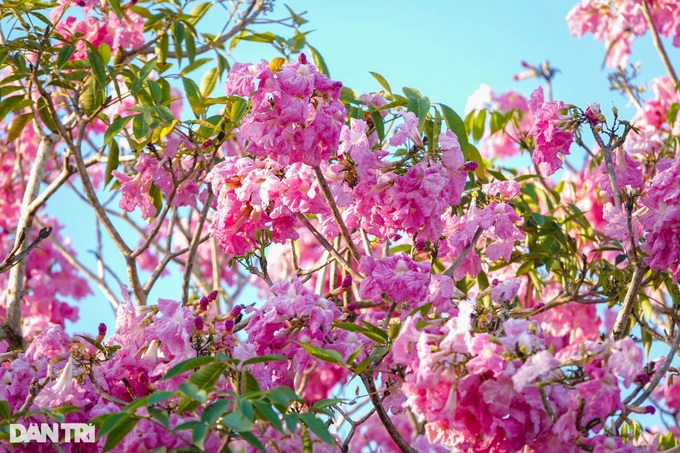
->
[389,111,422,148]
[598,147,643,196]
[359,253,431,306]
[527,87,574,176]
[639,157,680,282]
[491,278,521,304]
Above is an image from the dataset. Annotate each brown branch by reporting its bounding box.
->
[359,373,415,453]
[1,133,58,349]
[443,227,483,278]
[296,213,363,281]
[314,166,362,264]
[640,0,678,84]
[611,265,648,340]
[0,227,52,274]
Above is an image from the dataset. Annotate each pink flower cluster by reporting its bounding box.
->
[359,253,431,306]
[527,87,574,176]
[240,279,350,402]
[206,156,334,256]
[440,182,525,280]
[113,151,200,220]
[392,301,647,452]
[341,124,467,243]
[53,10,144,61]
[465,85,534,160]
[225,54,345,167]
[639,157,680,282]
[567,0,680,68]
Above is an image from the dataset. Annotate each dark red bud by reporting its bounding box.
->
[341,275,352,289]
[464,161,479,172]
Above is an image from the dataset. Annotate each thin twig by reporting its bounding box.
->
[640,0,678,84]
[359,373,416,453]
[181,192,214,304]
[314,166,362,264]
[443,227,483,278]
[296,213,363,281]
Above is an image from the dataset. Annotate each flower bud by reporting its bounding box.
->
[199,296,210,312]
[95,323,107,343]
[193,316,204,331]
[230,304,243,318]
[341,274,353,289]
[208,290,219,301]
[223,319,234,332]
[463,161,478,172]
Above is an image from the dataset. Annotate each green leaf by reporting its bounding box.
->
[103,415,139,452]
[185,32,196,64]
[104,140,119,187]
[82,80,105,115]
[229,97,249,123]
[191,423,208,449]
[7,112,33,143]
[240,431,266,453]
[148,407,169,428]
[155,33,169,64]
[87,49,107,92]
[139,58,158,81]
[369,72,391,93]
[148,390,176,405]
[267,386,302,411]
[132,114,149,140]
[296,342,343,365]
[200,68,219,98]
[360,321,389,343]
[188,361,228,391]
[284,4,308,25]
[201,400,231,425]
[241,354,288,367]
[0,401,10,421]
[370,109,385,142]
[108,0,122,21]
[103,115,133,145]
[56,44,76,68]
[283,413,299,433]
[641,327,652,359]
[440,104,469,146]
[252,400,283,432]
[98,43,111,65]
[182,77,203,117]
[186,2,213,26]
[221,410,253,432]
[307,45,329,77]
[299,413,334,445]
[667,102,680,126]
[36,98,58,132]
[0,95,26,121]
[163,356,215,380]
[472,109,487,142]
[179,382,207,403]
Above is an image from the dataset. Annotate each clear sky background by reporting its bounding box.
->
[60,1,671,334]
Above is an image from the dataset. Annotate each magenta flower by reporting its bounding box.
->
[359,253,431,305]
[527,87,574,176]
